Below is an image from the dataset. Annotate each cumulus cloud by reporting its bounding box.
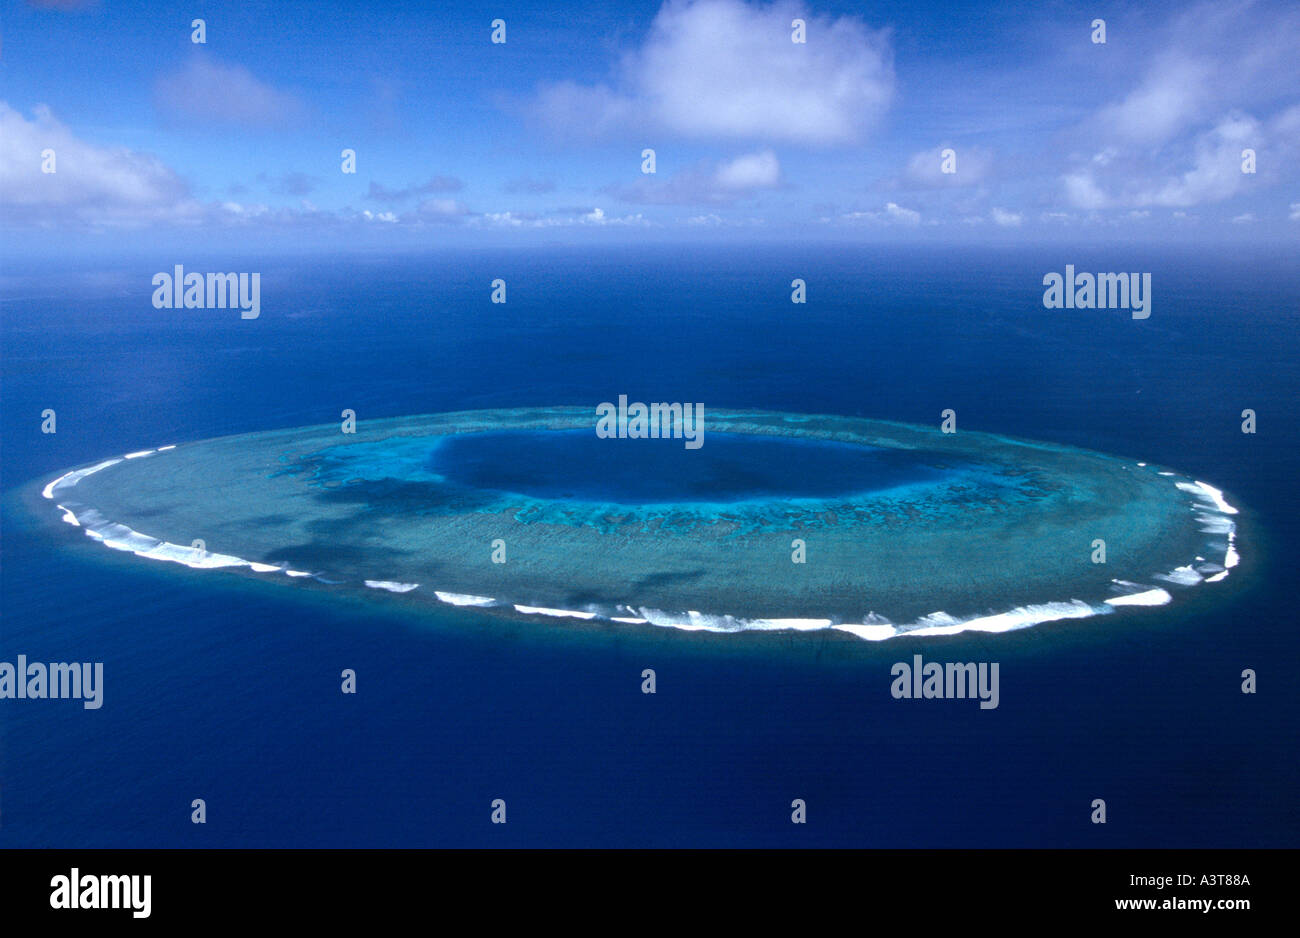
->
[1059,1,1300,212]
[713,150,780,189]
[417,198,471,219]
[606,150,781,205]
[990,207,1022,227]
[475,207,649,229]
[1062,110,1290,210]
[154,56,306,127]
[883,202,920,225]
[0,102,197,227]
[1089,56,1213,147]
[533,0,893,145]
[823,201,920,226]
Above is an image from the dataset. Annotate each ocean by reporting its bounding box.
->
[2,243,1297,846]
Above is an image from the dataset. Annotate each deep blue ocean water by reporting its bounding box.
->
[430,429,950,503]
[2,244,1297,847]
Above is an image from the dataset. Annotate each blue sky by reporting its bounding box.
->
[2,0,1298,251]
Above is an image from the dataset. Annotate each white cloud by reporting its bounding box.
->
[475,208,649,229]
[1059,3,1300,213]
[714,150,780,189]
[535,0,893,145]
[1231,212,1256,223]
[884,202,920,225]
[1290,202,1300,220]
[1063,113,1272,210]
[0,102,197,227]
[990,207,1022,227]
[607,150,781,205]
[1062,172,1111,210]
[417,198,470,218]
[155,56,305,127]
[824,202,920,226]
[1091,56,1212,146]
[1146,114,1258,207]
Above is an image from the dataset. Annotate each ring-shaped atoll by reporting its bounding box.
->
[40,407,1241,641]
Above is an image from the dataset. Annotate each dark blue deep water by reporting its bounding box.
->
[432,429,949,503]
[2,244,1297,847]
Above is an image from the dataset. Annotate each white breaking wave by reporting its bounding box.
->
[1104,588,1172,607]
[833,623,899,642]
[906,600,1102,637]
[78,509,248,568]
[514,605,599,620]
[42,459,122,499]
[434,591,495,606]
[365,580,420,593]
[1225,532,1240,569]
[1156,565,1204,586]
[1182,480,1238,515]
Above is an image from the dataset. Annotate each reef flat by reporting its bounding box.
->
[38,407,1241,641]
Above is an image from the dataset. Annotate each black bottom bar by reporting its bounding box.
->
[0,849,1280,924]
